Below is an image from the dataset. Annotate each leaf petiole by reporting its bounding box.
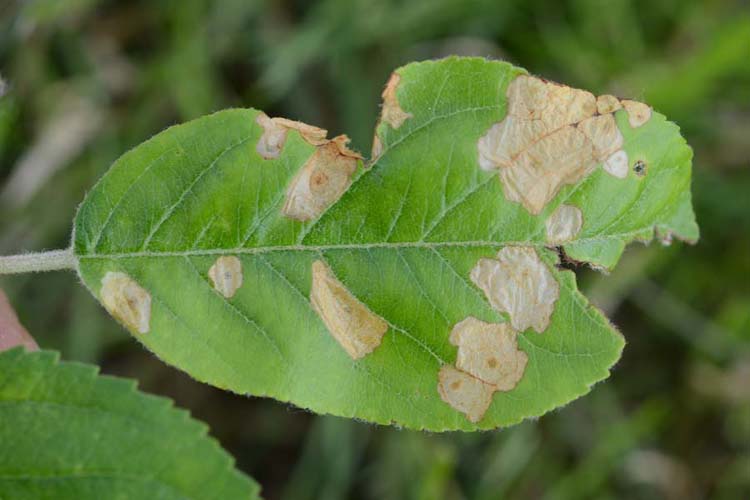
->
[0,248,77,275]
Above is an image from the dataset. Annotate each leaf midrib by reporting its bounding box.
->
[76,220,663,260]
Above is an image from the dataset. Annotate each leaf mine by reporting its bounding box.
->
[477,75,636,214]
[470,247,559,334]
[603,149,629,178]
[100,272,151,334]
[449,317,528,391]
[208,256,243,299]
[596,94,622,114]
[546,204,584,244]
[310,260,389,360]
[633,159,648,177]
[255,113,328,160]
[621,100,652,128]
[437,365,495,423]
[380,72,413,129]
[255,112,328,159]
[282,138,362,221]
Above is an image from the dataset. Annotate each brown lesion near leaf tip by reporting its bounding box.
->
[380,72,413,130]
[477,75,651,214]
[438,317,528,423]
[282,136,362,221]
[100,272,151,334]
[546,204,584,244]
[310,260,388,360]
[621,100,652,128]
[208,256,243,299]
[470,246,559,334]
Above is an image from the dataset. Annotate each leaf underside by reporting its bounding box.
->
[0,348,260,500]
[73,57,698,431]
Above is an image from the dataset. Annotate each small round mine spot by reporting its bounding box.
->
[633,159,647,177]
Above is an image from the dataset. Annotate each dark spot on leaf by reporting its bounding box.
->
[634,159,647,177]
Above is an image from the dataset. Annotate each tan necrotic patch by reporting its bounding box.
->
[282,137,361,221]
[437,365,495,423]
[380,72,413,129]
[596,94,622,115]
[255,112,328,159]
[477,75,650,214]
[546,204,583,244]
[621,100,652,128]
[208,256,243,299]
[310,260,388,360]
[100,272,151,334]
[470,246,559,333]
[438,317,528,423]
[449,317,528,390]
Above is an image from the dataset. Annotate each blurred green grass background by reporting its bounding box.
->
[1,0,749,498]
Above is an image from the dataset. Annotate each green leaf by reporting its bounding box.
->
[72,57,697,431]
[0,348,260,499]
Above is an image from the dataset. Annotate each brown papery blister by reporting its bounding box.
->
[478,75,651,213]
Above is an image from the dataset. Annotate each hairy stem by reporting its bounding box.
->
[0,248,77,275]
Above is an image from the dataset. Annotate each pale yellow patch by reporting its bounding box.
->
[470,247,559,333]
[437,365,495,423]
[621,100,652,128]
[310,260,388,359]
[282,139,360,221]
[546,204,584,244]
[603,149,629,178]
[100,272,151,334]
[208,256,243,299]
[477,75,637,214]
[449,317,528,391]
[381,72,413,129]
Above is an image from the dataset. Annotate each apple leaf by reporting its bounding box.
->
[72,57,697,430]
[0,348,260,499]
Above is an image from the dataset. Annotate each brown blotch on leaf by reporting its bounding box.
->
[310,260,388,360]
[546,204,584,244]
[255,112,328,159]
[282,137,361,221]
[438,316,529,423]
[100,272,151,334]
[478,75,635,214]
[596,94,622,115]
[208,256,243,299]
[437,365,495,423]
[380,72,413,129]
[621,100,652,128]
[449,317,528,391]
[470,246,559,333]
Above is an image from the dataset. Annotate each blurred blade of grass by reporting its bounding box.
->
[369,429,458,500]
[473,423,540,500]
[544,396,669,499]
[281,416,370,500]
[619,16,750,122]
